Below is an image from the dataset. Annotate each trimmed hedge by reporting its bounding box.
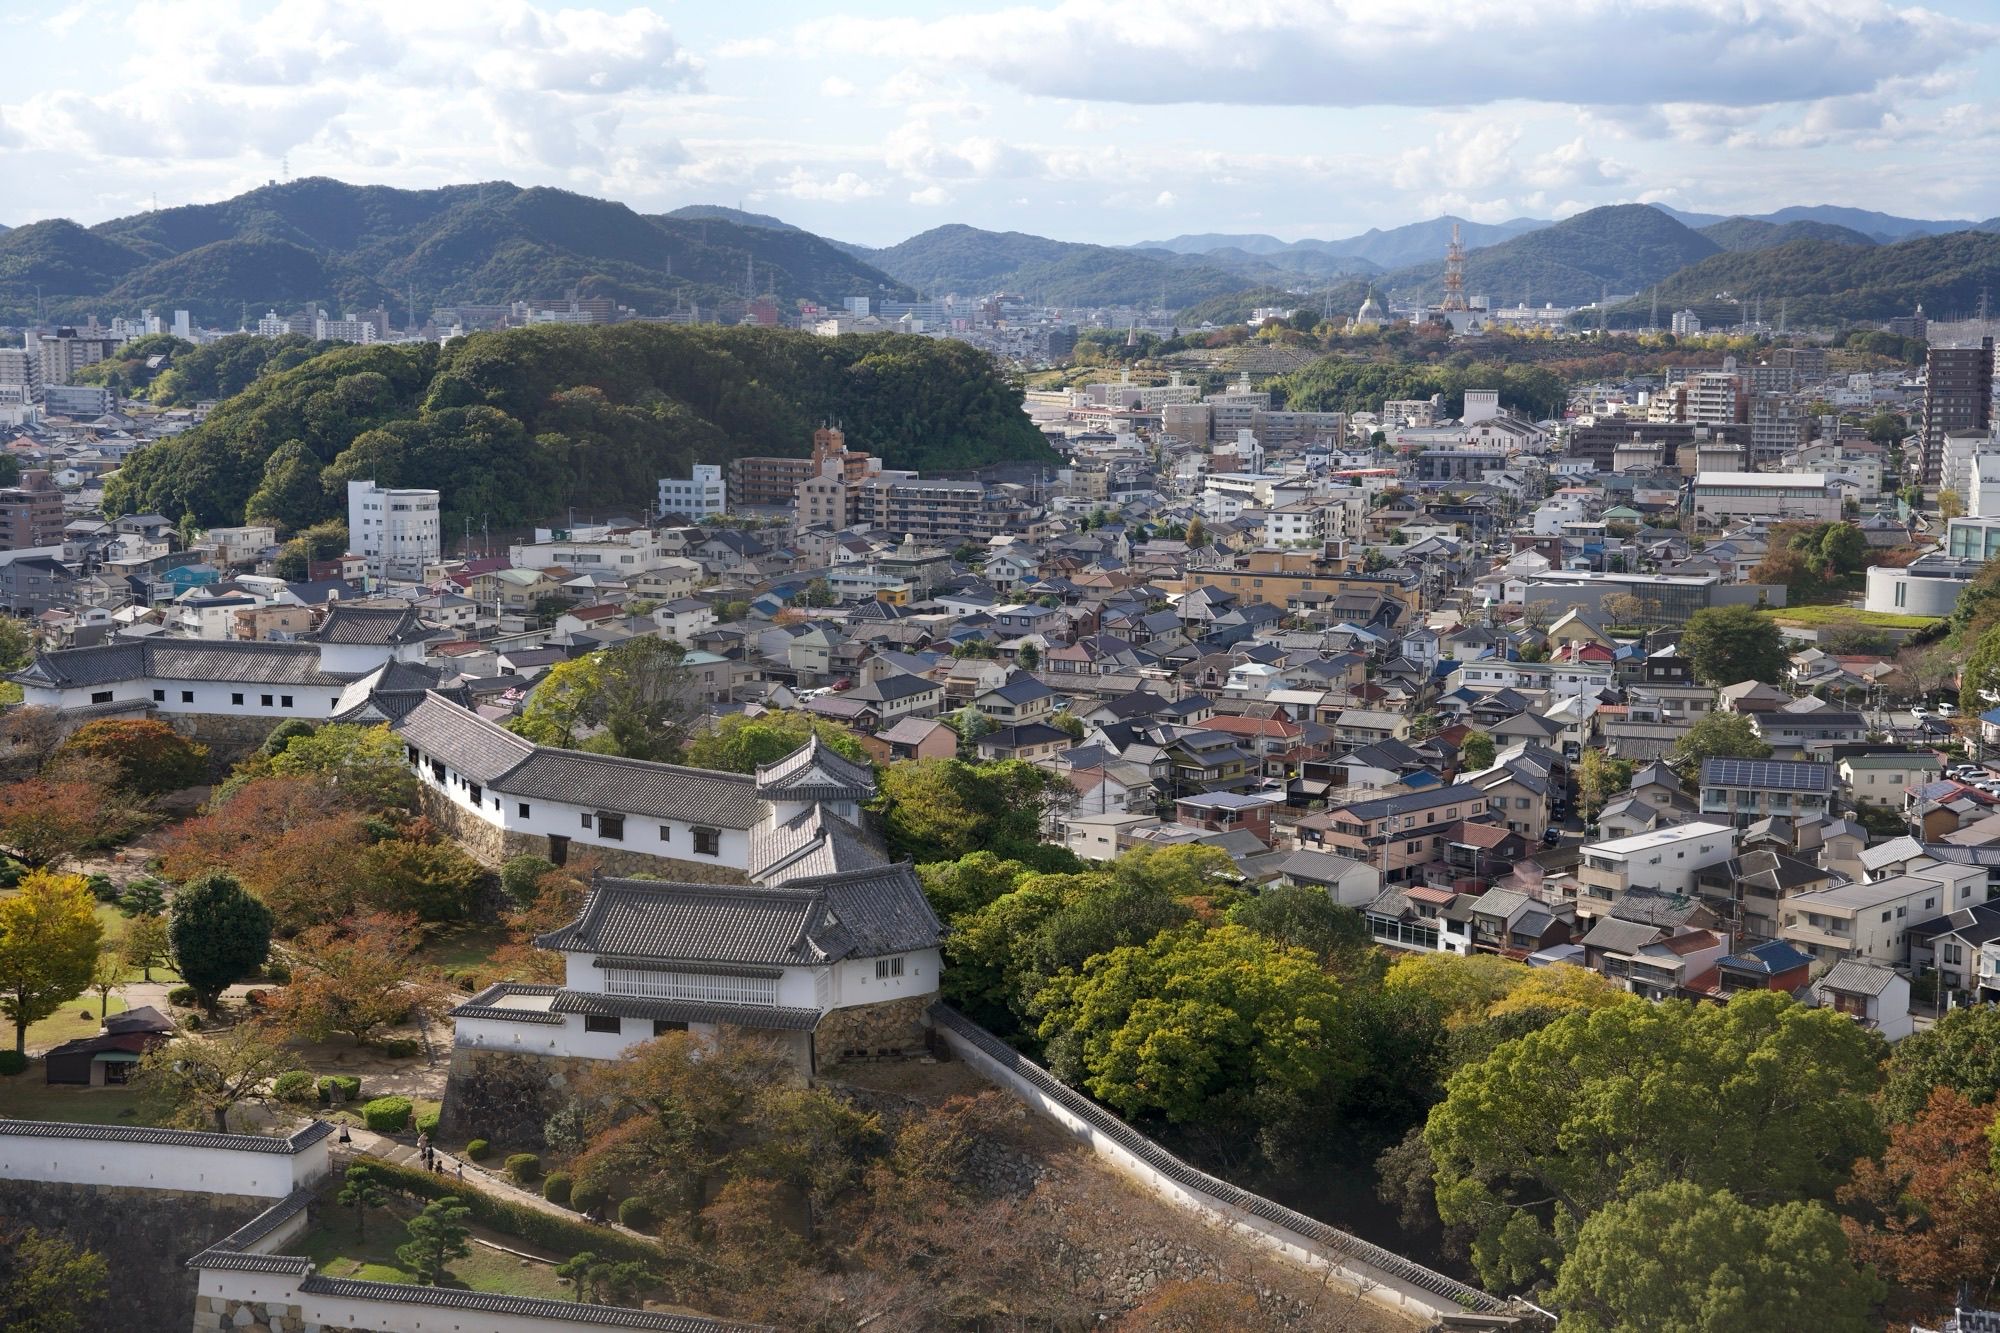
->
[0,1051,26,1076]
[542,1172,572,1206]
[617,1197,654,1231]
[360,1096,413,1132]
[379,1038,421,1059]
[167,985,197,1007]
[360,1157,660,1267]
[414,1107,440,1136]
[464,1138,490,1161]
[272,1071,317,1104]
[504,1153,541,1184]
[317,1075,361,1104]
[570,1177,613,1215]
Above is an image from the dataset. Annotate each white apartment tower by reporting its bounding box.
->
[347,479,441,583]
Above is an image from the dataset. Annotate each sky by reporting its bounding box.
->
[4,0,2000,247]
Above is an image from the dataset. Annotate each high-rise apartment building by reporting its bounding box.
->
[0,348,41,404]
[1919,338,1994,487]
[0,471,67,550]
[34,329,118,386]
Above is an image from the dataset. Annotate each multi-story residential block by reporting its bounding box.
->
[0,471,67,551]
[1780,863,1986,968]
[347,479,440,582]
[1577,823,1738,912]
[1746,707,1868,759]
[1304,783,1497,886]
[1698,758,1835,827]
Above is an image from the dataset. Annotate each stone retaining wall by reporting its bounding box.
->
[437,1046,599,1147]
[2,1180,270,1333]
[816,994,932,1067]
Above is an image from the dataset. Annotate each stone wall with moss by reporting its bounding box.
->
[816,994,933,1067]
[0,1180,270,1333]
[438,1047,600,1147]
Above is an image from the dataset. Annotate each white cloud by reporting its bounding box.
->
[820,76,856,99]
[779,169,880,203]
[909,185,952,206]
[801,1,1988,110]
[1153,190,1177,208]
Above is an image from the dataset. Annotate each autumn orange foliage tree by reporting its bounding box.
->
[271,912,445,1046]
[1841,1085,2000,1315]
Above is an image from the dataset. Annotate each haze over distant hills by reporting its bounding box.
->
[7,178,2000,328]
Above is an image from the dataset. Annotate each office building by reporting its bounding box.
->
[312,316,377,344]
[347,479,441,582]
[1919,337,1994,487]
[658,463,726,519]
[1691,472,1841,526]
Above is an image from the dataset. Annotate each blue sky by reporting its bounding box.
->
[3,0,2000,245]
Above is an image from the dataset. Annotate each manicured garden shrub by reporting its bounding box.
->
[362,1158,659,1265]
[261,962,291,984]
[272,1070,317,1104]
[617,1197,654,1231]
[379,1038,421,1059]
[317,1074,361,1103]
[464,1138,490,1161]
[504,1152,541,1184]
[0,1051,27,1076]
[166,985,197,1007]
[414,1108,440,1136]
[542,1173,572,1205]
[360,1095,412,1132]
[569,1178,613,1216]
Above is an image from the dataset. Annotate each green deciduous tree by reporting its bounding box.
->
[0,1226,109,1333]
[1881,1002,2000,1121]
[136,1022,289,1133]
[1668,711,1773,786]
[1549,1182,1880,1333]
[1457,730,1495,772]
[510,636,696,760]
[397,1196,472,1285]
[1425,992,1885,1290]
[0,871,102,1053]
[169,870,273,1009]
[1576,749,1634,824]
[120,912,171,981]
[1679,603,1788,686]
[874,757,1074,865]
[244,439,327,533]
[1035,924,1359,1131]
[1226,885,1377,979]
[266,722,418,812]
[679,712,869,774]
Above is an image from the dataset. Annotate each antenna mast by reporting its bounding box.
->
[1439,223,1469,312]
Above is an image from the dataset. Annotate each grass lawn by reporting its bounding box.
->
[25,995,126,1051]
[1759,605,1942,630]
[0,1061,154,1125]
[417,921,512,982]
[295,1199,574,1301]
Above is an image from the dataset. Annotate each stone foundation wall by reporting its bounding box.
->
[0,1180,270,1333]
[816,994,934,1068]
[419,789,750,884]
[165,711,294,768]
[439,1046,600,1147]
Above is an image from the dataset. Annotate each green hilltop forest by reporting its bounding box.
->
[1271,355,1568,420]
[852,223,1256,307]
[1610,228,2000,327]
[103,324,1053,533]
[1379,204,1724,307]
[0,178,913,326]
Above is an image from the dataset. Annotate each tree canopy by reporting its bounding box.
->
[0,871,103,1054]
[1668,711,1773,784]
[1679,604,1788,686]
[169,871,273,1008]
[680,712,869,774]
[510,636,698,761]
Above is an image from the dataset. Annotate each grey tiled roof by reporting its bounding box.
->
[754,734,875,801]
[540,864,940,964]
[502,749,760,828]
[12,639,354,689]
[750,803,886,885]
[549,990,823,1032]
[310,602,435,645]
[296,1276,771,1330]
[0,1118,333,1154]
[447,982,566,1026]
[1580,917,1664,953]
[396,692,535,783]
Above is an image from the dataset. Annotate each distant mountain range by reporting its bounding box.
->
[9,181,2000,329]
[0,179,914,326]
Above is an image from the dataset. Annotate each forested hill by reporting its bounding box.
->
[102,324,1053,532]
[0,178,913,326]
[1613,229,2000,327]
[1380,204,1723,306]
[853,223,1260,307]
